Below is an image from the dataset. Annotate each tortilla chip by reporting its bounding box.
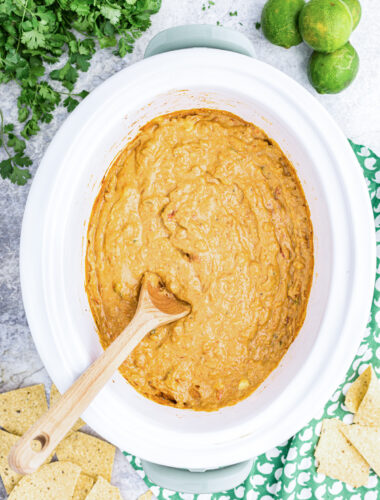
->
[55,431,115,481]
[353,367,380,426]
[8,461,81,500]
[85,476,122,499]
[0,430,23,493]
[50,384,85,432]
[0,385,48,435]
[315,419,369,487]
[345,365,380,425]
[341,424,380,477]
[0,429,54,494]
[345,366,373,413]
[139,490,153,500]
[72,472,95,500]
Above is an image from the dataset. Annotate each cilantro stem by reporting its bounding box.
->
[58,90,85,97]
[16,0,28,52]
[73,28,97,38]
[14,0,37,20]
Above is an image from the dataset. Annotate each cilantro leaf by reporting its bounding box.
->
[21,30,46,50]
[63,96,79,112]
[0,111,32,185]
[70,53,91,72]
[71,0,91,16]
[18,107,29,122]
[117,37,134,57]
[77,90,89,99]
[7,134,26,153]
[13,153,33,167]
[38,82,60,104]
[50,62,79,91]
[100,6,121,25]
[10,164,32,185]
[3,124,14,133]
[0,159,13,179]
[21,118,40,138]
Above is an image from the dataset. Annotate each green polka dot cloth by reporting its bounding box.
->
[125,142,380,500]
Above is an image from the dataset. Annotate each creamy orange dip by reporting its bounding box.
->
[85,109,313,411]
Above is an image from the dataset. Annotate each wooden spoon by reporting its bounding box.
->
[8,272,190,475]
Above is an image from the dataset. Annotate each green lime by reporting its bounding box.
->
[342,0,361,29]
[261,0,305,49]
[308,42,359,93]
[299,0,353,53]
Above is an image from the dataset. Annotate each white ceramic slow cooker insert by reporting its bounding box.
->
[20,44,375,472]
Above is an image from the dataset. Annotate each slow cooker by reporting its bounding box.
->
[20,25,376,493]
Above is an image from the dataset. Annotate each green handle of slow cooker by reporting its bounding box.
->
[144,24,255,58]
[141,25,255,495]
[141,458,254,495]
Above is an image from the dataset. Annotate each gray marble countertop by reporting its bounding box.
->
[0,1,379,498]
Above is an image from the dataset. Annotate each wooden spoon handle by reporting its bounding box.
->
[8,315,156,475]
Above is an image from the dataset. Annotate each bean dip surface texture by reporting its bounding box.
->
[85,109,313,411]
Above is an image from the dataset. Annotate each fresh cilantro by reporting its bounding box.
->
[255,22,261,30]
[229,11,238,16]
[0,0,162,185]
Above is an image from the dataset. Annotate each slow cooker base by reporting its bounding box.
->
[141,458,254,494]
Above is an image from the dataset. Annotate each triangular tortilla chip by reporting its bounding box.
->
[139,490,153,500]
[8,461,81,500]
[0,430,24,494]
[0,429,54,494]
[352,367,380,426]
[315,419,369,487]
[50,384,85,432]
[345,364,380,427]
[55,431,115,481]
[341,424,380,477]
[0,385,48,435]
[72,472,94,500]
[85,476,122,499]
[345,366,373,413]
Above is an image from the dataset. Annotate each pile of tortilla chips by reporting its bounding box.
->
[315,365,380,488]
[0,383,127,499]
